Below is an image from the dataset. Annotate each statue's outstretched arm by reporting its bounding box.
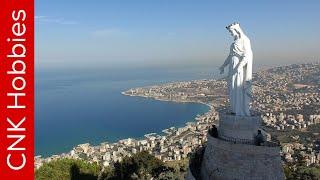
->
[219,55,230,74]
[221,55,230,68]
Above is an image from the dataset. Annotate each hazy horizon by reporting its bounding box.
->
[36,0,320,69]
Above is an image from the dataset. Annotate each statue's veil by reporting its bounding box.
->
[227,23,253,100]
[233,25,245,39]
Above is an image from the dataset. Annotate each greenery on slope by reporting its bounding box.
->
[36,151,188,180]
[36,150,320,179]
[35,158,101,180]
[284,164,320,180]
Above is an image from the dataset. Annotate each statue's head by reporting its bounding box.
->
[226,22,243,39]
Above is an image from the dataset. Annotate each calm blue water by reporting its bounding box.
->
[36,67,217,157]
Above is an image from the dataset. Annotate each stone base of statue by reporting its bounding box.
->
[218,112,261,142]
[186,111,284,180]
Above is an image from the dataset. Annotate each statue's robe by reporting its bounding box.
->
[227,34,253,116]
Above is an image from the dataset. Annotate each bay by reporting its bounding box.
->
[36,66,217,157]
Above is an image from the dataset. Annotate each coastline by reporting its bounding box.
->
[36,89,213,159]
[121,91,213,109]
[35,62,320,170]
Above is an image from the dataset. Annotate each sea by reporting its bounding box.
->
[36,66,220,157]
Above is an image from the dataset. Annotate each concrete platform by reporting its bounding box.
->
[186,135,284,180]
[218,112,261,142]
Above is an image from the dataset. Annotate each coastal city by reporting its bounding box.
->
[35,63,320,170]
[35,107,218,169]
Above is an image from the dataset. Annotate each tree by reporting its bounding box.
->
[284,164,320,180]
[36,152,187,180]
[36,158,101,180]
[110,151,167,179]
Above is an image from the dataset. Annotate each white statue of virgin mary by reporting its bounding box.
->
[219,22,253,116]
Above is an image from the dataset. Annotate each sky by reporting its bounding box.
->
[36,0,320,69]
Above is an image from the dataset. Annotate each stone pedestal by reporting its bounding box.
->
[186,111,284,180]
[201,135,284,180]
[218,113,261,142]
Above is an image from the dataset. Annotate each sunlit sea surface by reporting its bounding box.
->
[36,66,219,157]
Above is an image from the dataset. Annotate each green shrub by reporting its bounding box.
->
[35,158,101,180]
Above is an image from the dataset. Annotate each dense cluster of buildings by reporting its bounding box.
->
[123,79,227,108]
[255,63,320,166]
[282,141,320,166]
[252,63,320,115]
[35,107,218,169]
[35,63,320,169]
[263,113,320,130]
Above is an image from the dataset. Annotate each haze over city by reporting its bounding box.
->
[36,0,320,69]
